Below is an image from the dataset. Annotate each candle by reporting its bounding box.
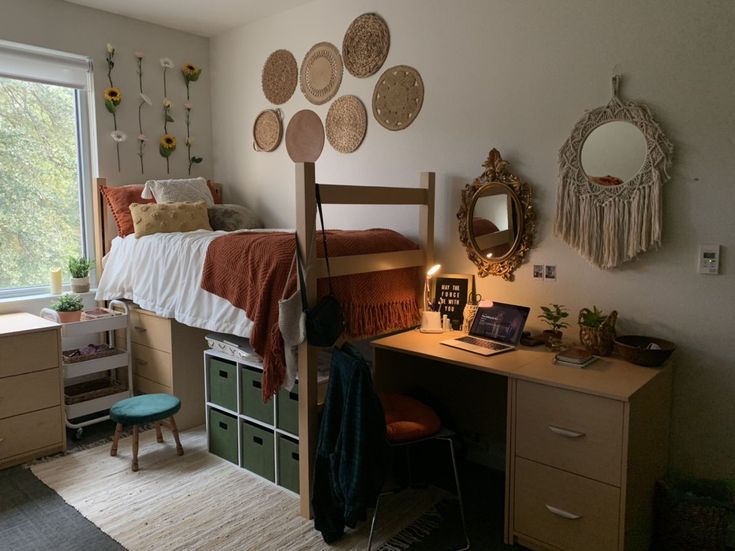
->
[50,268,62,295]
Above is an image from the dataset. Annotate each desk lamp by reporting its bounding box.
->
[425,264,441,310]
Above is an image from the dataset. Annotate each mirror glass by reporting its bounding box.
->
[469,185,519,261]
[581,121,647,185]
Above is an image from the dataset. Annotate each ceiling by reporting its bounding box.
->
[64,0,313,37]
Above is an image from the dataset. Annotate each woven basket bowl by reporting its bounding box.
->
[614,335,675,367]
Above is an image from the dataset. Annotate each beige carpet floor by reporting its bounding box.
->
[31,427,440,551]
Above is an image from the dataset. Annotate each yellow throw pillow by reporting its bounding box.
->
[129,201,212,238]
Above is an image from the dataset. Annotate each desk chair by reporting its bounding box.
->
[109,393,184,472]
[367,393,470,551]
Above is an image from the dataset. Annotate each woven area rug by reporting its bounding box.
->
[30,427,441,551]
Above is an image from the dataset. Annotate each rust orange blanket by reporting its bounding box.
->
[200,229,420,399]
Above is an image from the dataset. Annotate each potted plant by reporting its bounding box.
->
[68,256,93,293]
[579,306,618,356]
[50,293,84,323]
[538,304,569,350]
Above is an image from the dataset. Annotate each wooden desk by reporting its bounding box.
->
[372,330,672,551]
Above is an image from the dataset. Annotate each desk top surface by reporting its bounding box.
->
[0,312,59,337]
[372,329,667,401]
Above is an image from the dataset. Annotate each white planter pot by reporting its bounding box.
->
[70,276,90,293]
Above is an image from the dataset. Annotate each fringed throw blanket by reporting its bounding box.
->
[201,229,419,399]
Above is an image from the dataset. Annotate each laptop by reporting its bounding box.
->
[440,302,530,356]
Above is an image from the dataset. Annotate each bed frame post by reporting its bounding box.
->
[93,177,107,281]
[295,162,318,519]
[420,171,435,273]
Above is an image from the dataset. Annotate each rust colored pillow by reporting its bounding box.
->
[99,183,155,237]
[207,181,223,204]
[380,393,442,443]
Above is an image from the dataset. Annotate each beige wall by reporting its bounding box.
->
[0,0,212,185]
[211,0,735,479]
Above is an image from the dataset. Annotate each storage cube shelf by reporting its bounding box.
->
[204,349,300,495]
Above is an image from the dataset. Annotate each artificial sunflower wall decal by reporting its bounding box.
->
[134,50,151,174]
[182,63,203,175]
[104,43,124,171]
[159,57,176,173]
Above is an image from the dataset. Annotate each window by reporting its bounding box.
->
[0,41,93,297]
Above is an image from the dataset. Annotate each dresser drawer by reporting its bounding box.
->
[515,380,624,485]
[134,374,172,396]
[0,369,61,419]
[514,457,620,551]
[0,407,63,461]
[130,309,171,353]
[132,343,173,387]
[0,330,59,378]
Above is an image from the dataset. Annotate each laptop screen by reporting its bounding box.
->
[470,302,530,346]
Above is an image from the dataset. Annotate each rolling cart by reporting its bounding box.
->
[41,299,133,439]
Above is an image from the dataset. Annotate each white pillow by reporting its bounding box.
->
[142,177,214,206]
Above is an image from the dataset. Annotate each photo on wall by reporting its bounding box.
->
[432,273,474,330]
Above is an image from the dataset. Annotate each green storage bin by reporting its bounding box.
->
[277,381,299,436]
[208,408,238,465]
[277,434,300,494]
[208,357,237,411]
[240,366,273,424]
[241,421,275,482]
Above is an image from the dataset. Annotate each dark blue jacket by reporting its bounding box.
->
[312,342,387,543]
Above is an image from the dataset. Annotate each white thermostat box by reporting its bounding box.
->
[698,244,720,275]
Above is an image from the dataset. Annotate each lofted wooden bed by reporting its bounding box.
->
[92,162,436,518]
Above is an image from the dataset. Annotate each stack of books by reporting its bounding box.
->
[554,347,597,368]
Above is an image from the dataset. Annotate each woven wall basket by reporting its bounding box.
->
[342,13,390,78]
[326,95,367,154]
[285,109,325,162]
[261,49,298,105]
[300,42,343,105]
[372,65,424,131]
[252,108,283,152]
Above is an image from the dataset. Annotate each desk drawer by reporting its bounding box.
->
[0,330,59,378]
[515,380,624,485]
[132,343,173,387]
[0,407,62,461]
[514,457,620,551]
[134,374,172,396]
[130,309,171,353]
[0,369,61,419]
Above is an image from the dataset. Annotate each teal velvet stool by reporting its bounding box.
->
[109,393,184,472]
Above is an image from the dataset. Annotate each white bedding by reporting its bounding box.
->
[96,229,290,338]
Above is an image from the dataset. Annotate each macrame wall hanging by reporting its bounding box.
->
[554,75,673,269]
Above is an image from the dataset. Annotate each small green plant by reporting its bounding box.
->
[579,306,608,328]
[51,293,84,312]
[538,304,569,333]
[68,256,93,278]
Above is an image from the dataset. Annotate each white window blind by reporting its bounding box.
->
[0,39,91,89]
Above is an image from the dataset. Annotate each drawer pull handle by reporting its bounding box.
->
[219,370,228,379]
[545,504,582,520]
[134,325,147,332]
[252,380,262,389]
[291,452,299,461]
[289,392,298,401]
[253,436,263,445]
[548,425,585,439]
[136,359,148,367]
[218,421,228,430]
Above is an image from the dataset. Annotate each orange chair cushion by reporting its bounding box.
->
[380,393,442,443]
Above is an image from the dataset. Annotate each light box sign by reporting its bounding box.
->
[432,274,474,330]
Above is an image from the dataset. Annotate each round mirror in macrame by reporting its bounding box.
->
[554,75,673,269]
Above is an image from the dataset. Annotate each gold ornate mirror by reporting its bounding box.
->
[458,149,535,280]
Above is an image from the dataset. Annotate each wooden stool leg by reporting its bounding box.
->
[132,424,139,472]
[155,422,164,443]
[169,416,184,456]
[110,423,123,456]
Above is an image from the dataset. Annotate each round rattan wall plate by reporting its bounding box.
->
[285,109,325,162]
[300,42,343,105]
[342,13,390,78]
[252,108,283,152]
[372,65,424,131]
[262,49,298,105]
[326,95,367,154]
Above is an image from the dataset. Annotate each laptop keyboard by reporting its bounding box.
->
[457,336,509,351]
